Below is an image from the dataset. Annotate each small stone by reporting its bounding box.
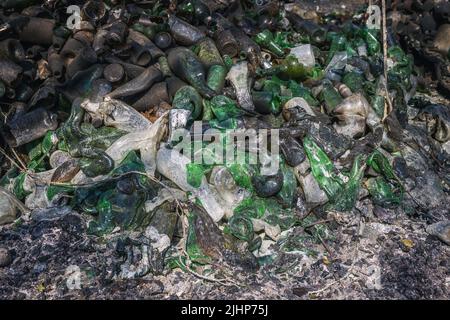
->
[36,283,46,293]
[295,159,311,176]
[292,286,311,297]
[426,221,450,246]
[401,239,414,249]
[0,194,17,225]
[433,24,450,57]
[300,173,328,205]
[0,247,12,267]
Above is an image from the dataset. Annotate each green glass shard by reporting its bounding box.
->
[366,150,404,207]
[226,163,254,190]
[343,71,364,93]
[388,46,413,89]
[186,163,205,188]
[47,184,75,201]
[288,80,320,107]
[87,191,115,236]
[13,172,31,200]
[202,99,214,121]
[367,150,396,180]
[229,214,254,242]
[363,28,381,55]
[208,118,239,130]
[332,155,365,211]
[186,212,212,265]
[320,80,343,112]
[277,162,296,207]
[327,32,347,63]
[222,55,233,69]
[206,95,243,122]
[303,136,366,211]
[303,136,343,199]
[110,150,146,176]
[367,177,402,207]
[233,197,269,220]
[273,31,294,49]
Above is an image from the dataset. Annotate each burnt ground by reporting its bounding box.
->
[0,198,448,300]
[287,0,368,13]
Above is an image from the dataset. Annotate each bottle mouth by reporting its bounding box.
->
[82,1,106,23]
[261,51,272,62]
[132,48,152,67]
[155,32,172,49]
[8,40,25,61]
[26,46,39,58]
[239,51,248,60]
[104,64,124,83]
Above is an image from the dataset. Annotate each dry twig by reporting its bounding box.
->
[381,0,393,120]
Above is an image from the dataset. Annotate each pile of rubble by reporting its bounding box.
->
[0,0,448,299]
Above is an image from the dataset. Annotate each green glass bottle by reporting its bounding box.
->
[222,55,234,69]
[254,30,285,57]
[206,64,227,93]
[131,23,163,40]
[260,55,310,80]
[202,99,214,121]
[326,32,347,64]
[195,37,224,69]
[172,86,203,122]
